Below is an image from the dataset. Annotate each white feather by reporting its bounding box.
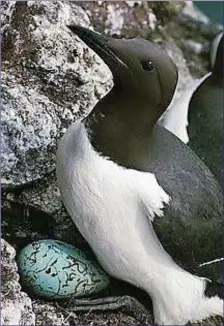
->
[158,74,210,144]
[210,32,223,69]
[159,31,223,144]
[56,120,223,325]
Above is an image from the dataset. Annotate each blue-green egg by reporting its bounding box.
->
[17,239,110,299]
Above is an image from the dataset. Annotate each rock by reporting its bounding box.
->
[1,238,35,325]
[185,39,203,55]
[1,0,112,189]
[77,1,185,38]
[2,173,86,251]
[182,1,211,24]
[33,301,70,326]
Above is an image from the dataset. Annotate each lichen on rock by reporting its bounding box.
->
[1,0,112,189]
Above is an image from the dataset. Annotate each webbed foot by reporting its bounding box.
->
[186,315,224,325]
[57,295,153,323]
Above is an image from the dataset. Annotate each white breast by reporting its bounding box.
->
[56,120,171,281]
[158,74,211,143]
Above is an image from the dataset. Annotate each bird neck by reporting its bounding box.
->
[83,88,160,165]
[87,88,160,133]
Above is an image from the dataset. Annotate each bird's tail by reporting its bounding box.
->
[148,266,223,325]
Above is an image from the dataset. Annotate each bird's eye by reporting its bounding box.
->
[141,60,154,71]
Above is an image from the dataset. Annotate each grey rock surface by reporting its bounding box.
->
[33,301,70,326]
[1,238,35,325]
[1,0,112,189]
[1,1,222,325]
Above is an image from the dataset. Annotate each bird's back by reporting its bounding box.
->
[91,121,223,278]
[188,77,223,184]
[132,124,223,278]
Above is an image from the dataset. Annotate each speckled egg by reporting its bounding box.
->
[17,239,110,299]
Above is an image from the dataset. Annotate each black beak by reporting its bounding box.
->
[67,25,127,69]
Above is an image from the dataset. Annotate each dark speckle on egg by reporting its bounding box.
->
[17,239,110,299]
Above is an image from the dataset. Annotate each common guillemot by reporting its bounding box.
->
[188,34,223,184]
[158,31,223,146]
[56,26,223,325]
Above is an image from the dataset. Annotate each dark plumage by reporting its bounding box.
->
[188,35,223,184]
